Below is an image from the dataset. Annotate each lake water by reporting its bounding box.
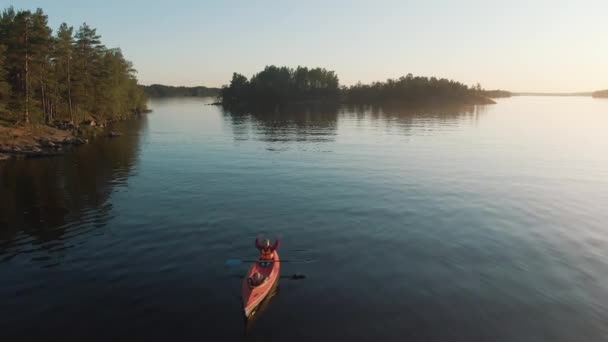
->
[1,97,608,341]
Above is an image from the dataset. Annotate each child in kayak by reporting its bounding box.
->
[256,238,280,266]
[248,271,266,287]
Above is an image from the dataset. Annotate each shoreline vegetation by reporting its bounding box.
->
[219,65,498,108]
[0,7,148,160]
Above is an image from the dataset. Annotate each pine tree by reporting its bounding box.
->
[55,23,74,122]
[28,8,54,123]
[0,8,15,115]
[0,7,18,119]
[9,10,33,123]
[0,44,11,114]
[72,23,103,119]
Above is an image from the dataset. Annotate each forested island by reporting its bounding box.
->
[592,90,608,98]
[219,65,496,107]
[0,7,148,159]
[143,84,219,98]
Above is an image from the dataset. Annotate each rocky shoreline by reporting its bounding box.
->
[0,112,147,161]
[0,124,89,161]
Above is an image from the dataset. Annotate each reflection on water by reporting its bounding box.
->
[342,103,486,135]
[221,103,485,154]
[0,117,147,265]
[222,103,341,144]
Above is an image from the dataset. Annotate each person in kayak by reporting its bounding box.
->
[256,238,279,266]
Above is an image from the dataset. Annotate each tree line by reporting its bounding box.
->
[0,7,147,126]
[220,65,495,106]
[220,65,341,105]
[344,76,492,104]
[143,84,219,98]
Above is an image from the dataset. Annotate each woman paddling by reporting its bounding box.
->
[255,238,280,266]
[246,237,280,287]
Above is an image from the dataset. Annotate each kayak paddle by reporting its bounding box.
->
[225,258,313,266]
[229,274,307,280]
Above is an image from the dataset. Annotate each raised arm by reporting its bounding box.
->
[271,239,280,250]
[255,238,262,249]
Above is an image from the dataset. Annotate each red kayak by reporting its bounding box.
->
[241,252,280,318]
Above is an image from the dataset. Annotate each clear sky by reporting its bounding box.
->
[11,0,608,92]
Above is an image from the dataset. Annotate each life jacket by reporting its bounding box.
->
[260,247,274,260]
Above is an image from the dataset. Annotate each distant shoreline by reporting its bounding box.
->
[513,92,593,97]
[142,84,220,98]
